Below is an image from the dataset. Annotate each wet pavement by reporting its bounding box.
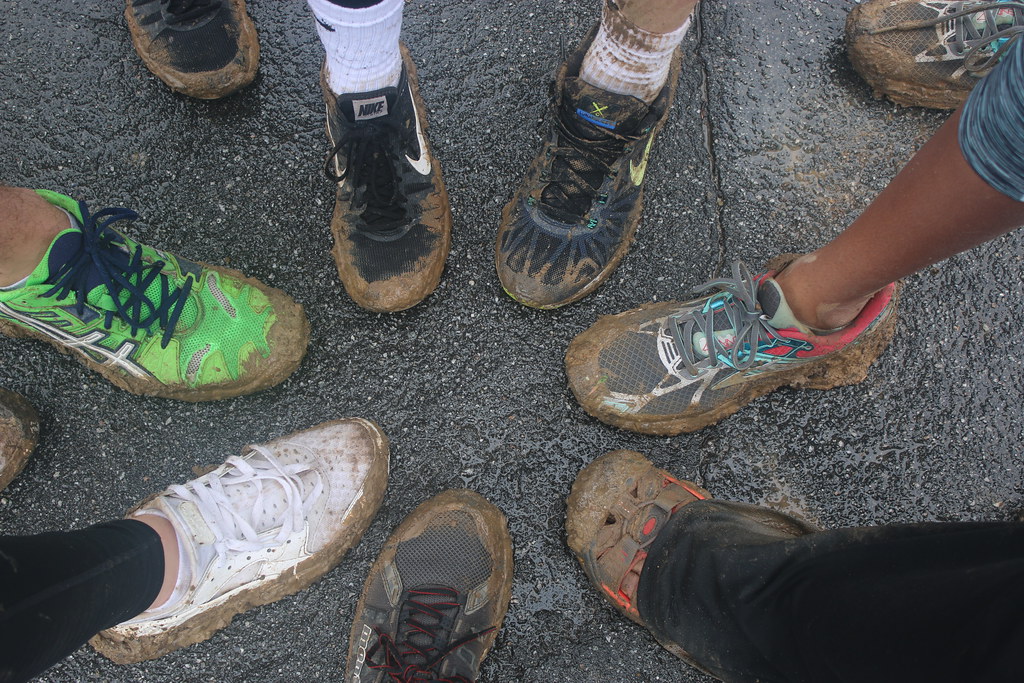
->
[1,1,1021,681]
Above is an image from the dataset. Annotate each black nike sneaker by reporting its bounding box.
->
[345,490,513,682]
[495,28,681,309]
[125,0,259,99]
[323,45,452,313]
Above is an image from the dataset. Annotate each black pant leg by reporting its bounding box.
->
[636,500,1024,683]
[0,519,164,683]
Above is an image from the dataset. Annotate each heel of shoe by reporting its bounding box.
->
[790,301,898,391]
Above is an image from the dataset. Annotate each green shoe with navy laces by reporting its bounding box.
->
[0,191,309,401]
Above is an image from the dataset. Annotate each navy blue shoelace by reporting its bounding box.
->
[43,202,193,348]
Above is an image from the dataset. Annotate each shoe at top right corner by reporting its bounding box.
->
[565,258,899,436]
[495,27,681,310]
[846,0,1024,109]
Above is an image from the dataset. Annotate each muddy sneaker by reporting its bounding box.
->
[323,45,451,313]
[125,0,259,99]
[847,0,1024,109]
[565,450,814,672]
[90,419,390,663]
[0,190,309,401]
[346,490,513,682]
[0,388,39,492]
[495,27,681,309]
[566,451,710,627]
[565,258,899,435]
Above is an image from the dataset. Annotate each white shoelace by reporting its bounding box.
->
[168,445,324,559]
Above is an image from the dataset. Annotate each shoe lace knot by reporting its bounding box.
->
[538,115,632,223]
[42,201,193,349]
[169,446,323,559]
[163,0,222,24]
[667,262,783,379]
[326,118,413,240]
[366,585,494,683]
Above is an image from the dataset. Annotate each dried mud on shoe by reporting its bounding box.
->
[90,419,389,663]
[0,262,310,403]
[0,388,39,492]
[125,0,259,99]
[327,45,452,313]
[846,0,974,110]
[345,489,513,682]
[566,255,900,435]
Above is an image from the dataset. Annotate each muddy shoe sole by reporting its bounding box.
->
[0,264,309,402]
[845,0,973,110]
[90,418,390,664]
[0,389,40,492]
[125,0,259,99]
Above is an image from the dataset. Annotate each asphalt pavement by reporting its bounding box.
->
[2,1,1021,681]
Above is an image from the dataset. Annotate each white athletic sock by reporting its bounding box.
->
[307,0,404,96]
[580,1,692,104]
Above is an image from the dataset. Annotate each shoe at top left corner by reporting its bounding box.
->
[0,190,309,402]
[125,0,260,99]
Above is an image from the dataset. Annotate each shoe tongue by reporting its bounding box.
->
[756,278,811,334]
[37,227,132,312]
[562,78,649,140]
[338,86,400,124]
[690,300,741,359]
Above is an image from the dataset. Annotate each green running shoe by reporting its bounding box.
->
[0,191,309,401]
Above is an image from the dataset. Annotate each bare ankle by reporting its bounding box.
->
[0,187,69,286]
[774,256,872,331]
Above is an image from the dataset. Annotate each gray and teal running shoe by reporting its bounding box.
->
[847,0,1024,109]
[0,191,309,401]
[566,259,899,435]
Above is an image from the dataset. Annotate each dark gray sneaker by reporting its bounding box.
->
[0,388,38,492]
[125,0,259,99]
[346,490,513,682]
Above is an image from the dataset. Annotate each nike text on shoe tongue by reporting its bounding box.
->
[339,87,399,124]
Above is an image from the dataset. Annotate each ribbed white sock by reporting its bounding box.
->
[307,0,404,96]
[580,1,692,104]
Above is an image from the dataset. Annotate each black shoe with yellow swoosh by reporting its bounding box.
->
[322,44,452,313]
[495,28,681,309]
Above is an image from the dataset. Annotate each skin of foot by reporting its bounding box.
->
[0,187,67,287]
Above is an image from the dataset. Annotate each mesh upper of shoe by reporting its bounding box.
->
[867,1,1024,81]
[129,421,380,622]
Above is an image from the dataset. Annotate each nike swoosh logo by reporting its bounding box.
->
[629,134,655,186]
[405,91,432,176]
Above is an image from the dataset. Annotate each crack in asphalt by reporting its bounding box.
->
[694,3,727,278]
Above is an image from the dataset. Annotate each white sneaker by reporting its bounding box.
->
[90,418,390,664]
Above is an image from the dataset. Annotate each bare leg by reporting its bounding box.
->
[776,107,1024,330]
[0,187,67,287]
[135,514,180,610]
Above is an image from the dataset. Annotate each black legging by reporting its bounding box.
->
[0,520,163,683]
[636,500,1024,683]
